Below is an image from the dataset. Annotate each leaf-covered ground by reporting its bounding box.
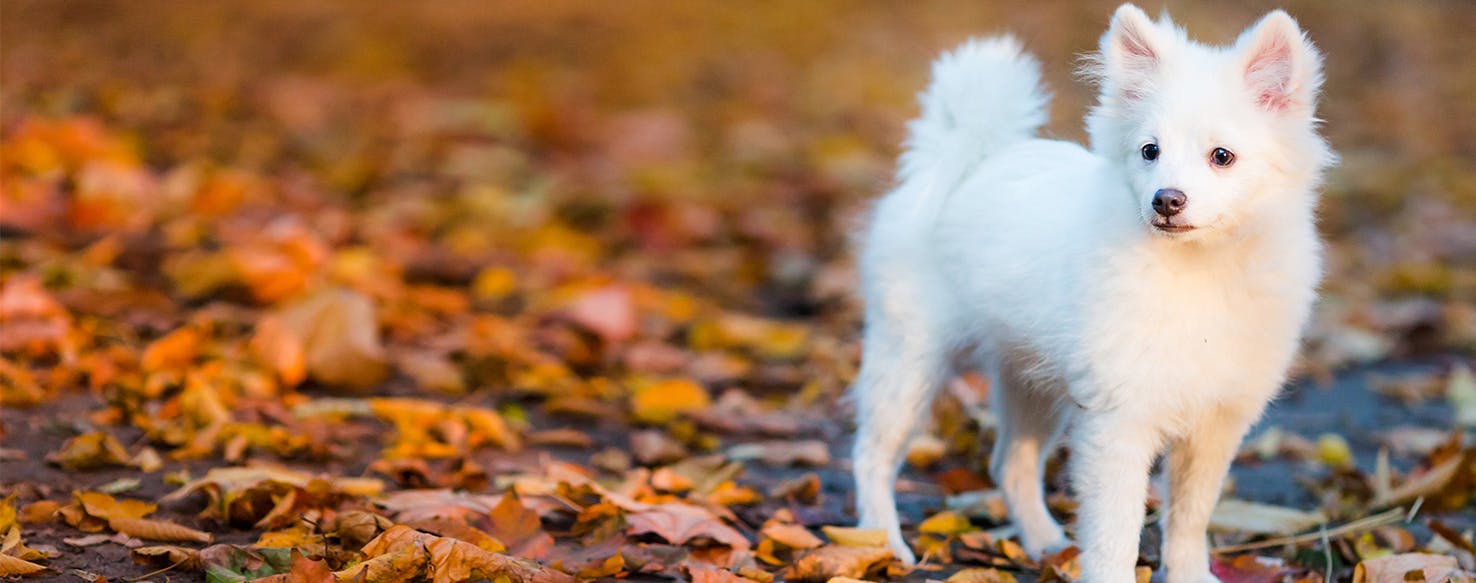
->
[1,2,1474,582]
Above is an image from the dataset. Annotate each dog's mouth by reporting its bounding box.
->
[1151,221,1196,234]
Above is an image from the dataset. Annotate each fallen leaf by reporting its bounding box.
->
[1447,364,1476,428]
[820,527,886,548]
[489,492,555,559]
[0,554,48,577]
[274,288,387,391]
[1211,555,1294,583]
[919,510,974,536]
[627,502,750,549]
[762,524,823,549]
[564,284,638,343]
[783,545,892,581]
[1352,553,1462,583]
[108,517,213,543]
[726,440,830,466]
[631,378,711,424]
[1209,499,1328,535]
[46,431,132,471]
[948,567,1019,583]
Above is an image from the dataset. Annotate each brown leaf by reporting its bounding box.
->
[627,502,750,550]
[488,492,554,559]
[131,545,202,570]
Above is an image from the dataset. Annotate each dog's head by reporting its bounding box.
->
[1083,4,1335,241]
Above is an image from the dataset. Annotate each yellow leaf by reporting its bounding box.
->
[1316,433,1354,469]
[472,266,518,302]
[458,406,522,451]
[75,491,155,520]
[948,568,1018,583]
[820,526,886,547]
[46,431,132,471]
[918,510,973,535]
[631,378,711,424]
[0,554,48,577]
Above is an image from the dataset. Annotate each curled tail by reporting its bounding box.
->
[897,35,1051,224]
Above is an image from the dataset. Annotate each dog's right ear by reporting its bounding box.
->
[1100,4,1162,100]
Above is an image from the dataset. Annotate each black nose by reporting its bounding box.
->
[1152,188,1187,217]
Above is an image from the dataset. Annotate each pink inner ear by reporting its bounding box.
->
[1246,34,1295,111]
[1119,26,1156,62]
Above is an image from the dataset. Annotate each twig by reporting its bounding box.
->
[1210,507,1405,554]
[1404,496,1424,522]
[1319,523,1332,583]
[125,558,190,582]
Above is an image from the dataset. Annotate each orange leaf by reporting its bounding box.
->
[631,379,711,424]
[250,316,306,387]
[274,288,387,391]
[108,517,213,543]
[488,492,554,559]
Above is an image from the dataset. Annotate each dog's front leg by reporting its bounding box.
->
[1161,409,1255,583]
[1071,410,1159,583]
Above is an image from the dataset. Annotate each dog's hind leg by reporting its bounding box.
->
[851,317,947,566]
[988,354,1070,557]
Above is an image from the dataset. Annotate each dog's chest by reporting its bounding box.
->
[1081,248,1313,410]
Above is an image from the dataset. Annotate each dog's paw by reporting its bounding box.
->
[1021,527,1072,559]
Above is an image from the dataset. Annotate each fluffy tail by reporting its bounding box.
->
[897,35,1050,223]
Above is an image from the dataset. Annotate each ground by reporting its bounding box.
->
[1,2,1474,582]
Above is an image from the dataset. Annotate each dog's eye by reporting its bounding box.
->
[1210,147,1236,167]
[1140,143,1159,161]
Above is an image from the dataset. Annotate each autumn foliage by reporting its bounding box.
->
[1,2,1474,582]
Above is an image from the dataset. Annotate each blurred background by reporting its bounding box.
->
[1,0,1474,579]
[4,1,1472,362]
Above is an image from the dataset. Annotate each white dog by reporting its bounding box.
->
[850,5,1334,582]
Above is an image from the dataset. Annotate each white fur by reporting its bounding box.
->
[850,5,1334,582]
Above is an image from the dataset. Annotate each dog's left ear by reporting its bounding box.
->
[1237,10,1323,117]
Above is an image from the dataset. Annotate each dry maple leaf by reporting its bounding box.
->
[488,492,555,559]
[626,502,750,550]
[782,544,893,581]
[354,525,574,583]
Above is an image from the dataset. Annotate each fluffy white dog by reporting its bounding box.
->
[850,5,1334,582]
